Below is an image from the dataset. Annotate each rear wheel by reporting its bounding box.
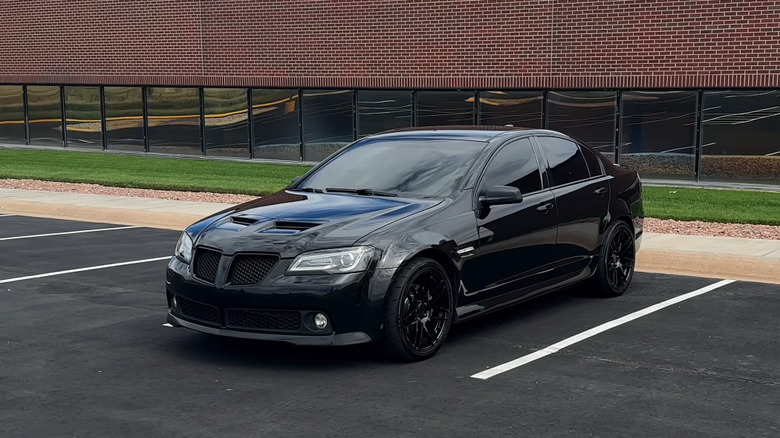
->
[384,258,454,362]
[592,221,635,297]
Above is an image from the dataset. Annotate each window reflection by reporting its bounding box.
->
[252,89,300,161]
[547,91,616,159]
[147,87,201,155]
[357,90,412,137]
[479,91,542,128]
[701,90,780,184]
[620,91,697,179]
[105,87,145,152]
[417,91,474,126]
[302,89,353,161]
[64,86,102,149]
[27,85,63,146]
[204,88,248,158]
[0,85,25,144]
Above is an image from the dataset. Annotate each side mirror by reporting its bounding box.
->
[479,185,523,206]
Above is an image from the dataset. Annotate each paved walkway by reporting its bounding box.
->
[1,188,778,284]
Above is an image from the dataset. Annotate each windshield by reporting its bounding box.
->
[296,137,488,197]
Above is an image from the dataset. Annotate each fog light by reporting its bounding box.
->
[313,313,328,330]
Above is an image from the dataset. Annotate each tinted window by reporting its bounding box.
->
[252,88,300,161]
[580,145,604,177]
[547,91,616,159]
[357,90,412,137]
[105,86,144,152]
[0,85,25,144]
[204,88,249,158]
[537,137,590,186]
[481,138,542,195]
[302,89,354,162]
[64,86,102,149]
[299,138,487,197]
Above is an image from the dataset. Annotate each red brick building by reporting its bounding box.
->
[1,0,778,183]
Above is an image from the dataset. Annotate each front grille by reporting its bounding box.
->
[228,254,279,285]
[193,248,221,283]
[177,296,220,326]
[225,309,301,331]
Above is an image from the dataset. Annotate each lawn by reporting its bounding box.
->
[0,149,311,196]
[1,148,778,225]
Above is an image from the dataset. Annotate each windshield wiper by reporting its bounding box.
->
[289,187,324,193]
[325,188,398,197]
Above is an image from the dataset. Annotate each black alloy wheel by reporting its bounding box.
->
[592,221,635,297]
[384,258,454,361]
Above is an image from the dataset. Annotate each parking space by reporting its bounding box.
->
[1,216,778,437]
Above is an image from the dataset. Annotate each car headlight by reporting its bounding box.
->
[287,246,375,274]
[174,232,193,264]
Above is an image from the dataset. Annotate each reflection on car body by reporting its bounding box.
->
[165,127,643,361]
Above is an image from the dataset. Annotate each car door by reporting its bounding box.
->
[534,135,611,277]
[459,137,558,307]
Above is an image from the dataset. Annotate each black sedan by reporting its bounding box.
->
[165,127,643,361]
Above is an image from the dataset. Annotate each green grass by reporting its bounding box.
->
[643,186,780,226]
[1,148,778,225]
[0,149,312,196]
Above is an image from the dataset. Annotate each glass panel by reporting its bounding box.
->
[701,90,780,184]
[581,146,604,177]
[27,85,62,146]
[547,91,616,159]
[302,89,353,162]
[0,85,25,144]
[536,136,591,186]
[203,88,248,158]
[147,87,201,155]
[104,87,145,152]
[479,91,543,128]
[298,137,488,197]
[64,86,102,149]
[417,91,474,126]
[481,139,543,194]
[620,91,697,180]
[252,89,300,161]
[357,90,412,137]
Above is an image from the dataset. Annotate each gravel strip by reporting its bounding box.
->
[1,178,778,241]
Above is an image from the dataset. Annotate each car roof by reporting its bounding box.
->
[373,126,562,142]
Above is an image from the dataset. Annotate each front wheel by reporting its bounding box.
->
[592,221,636,297]
[384,258,454,362]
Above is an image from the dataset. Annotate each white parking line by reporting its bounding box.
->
[0,225,140,242]
[471,279,736,380]
[0,256,171,284]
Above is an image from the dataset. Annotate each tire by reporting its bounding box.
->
[384,257,454,362]
[591,221,636,297]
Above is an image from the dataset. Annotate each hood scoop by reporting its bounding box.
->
[230,215,261,226]
[258,220,323,234]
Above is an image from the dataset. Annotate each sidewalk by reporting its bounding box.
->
[1,188,779,285]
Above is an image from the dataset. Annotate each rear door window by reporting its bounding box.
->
[535,136,591,186]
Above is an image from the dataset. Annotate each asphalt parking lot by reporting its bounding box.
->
[1,215,778,438]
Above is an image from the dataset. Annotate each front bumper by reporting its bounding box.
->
[167,313,371,345]
[165,256,390,345]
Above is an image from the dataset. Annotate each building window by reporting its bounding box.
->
[203,88,249,158]
[27,85,63,146]
[64,86,102,149]
[701,90,780,184]
[146,87,201,155]
[252,89,300,161]
[478,91,542,128]
[104,87,145,152]
[417,91,474,126]
[547,91,616,159]
[620,91,697,179]
[357,90,412,137]
[0,85,25,144]
[302,89,354,162]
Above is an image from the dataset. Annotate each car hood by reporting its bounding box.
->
[192,190,441,257]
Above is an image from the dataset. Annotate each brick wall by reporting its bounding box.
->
[1,0,779,88]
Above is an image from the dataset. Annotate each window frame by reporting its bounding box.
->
[532,135,594,188]
[476,136,545,198]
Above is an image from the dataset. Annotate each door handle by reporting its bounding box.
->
[536,203,554,213]
[594,187,608,195]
